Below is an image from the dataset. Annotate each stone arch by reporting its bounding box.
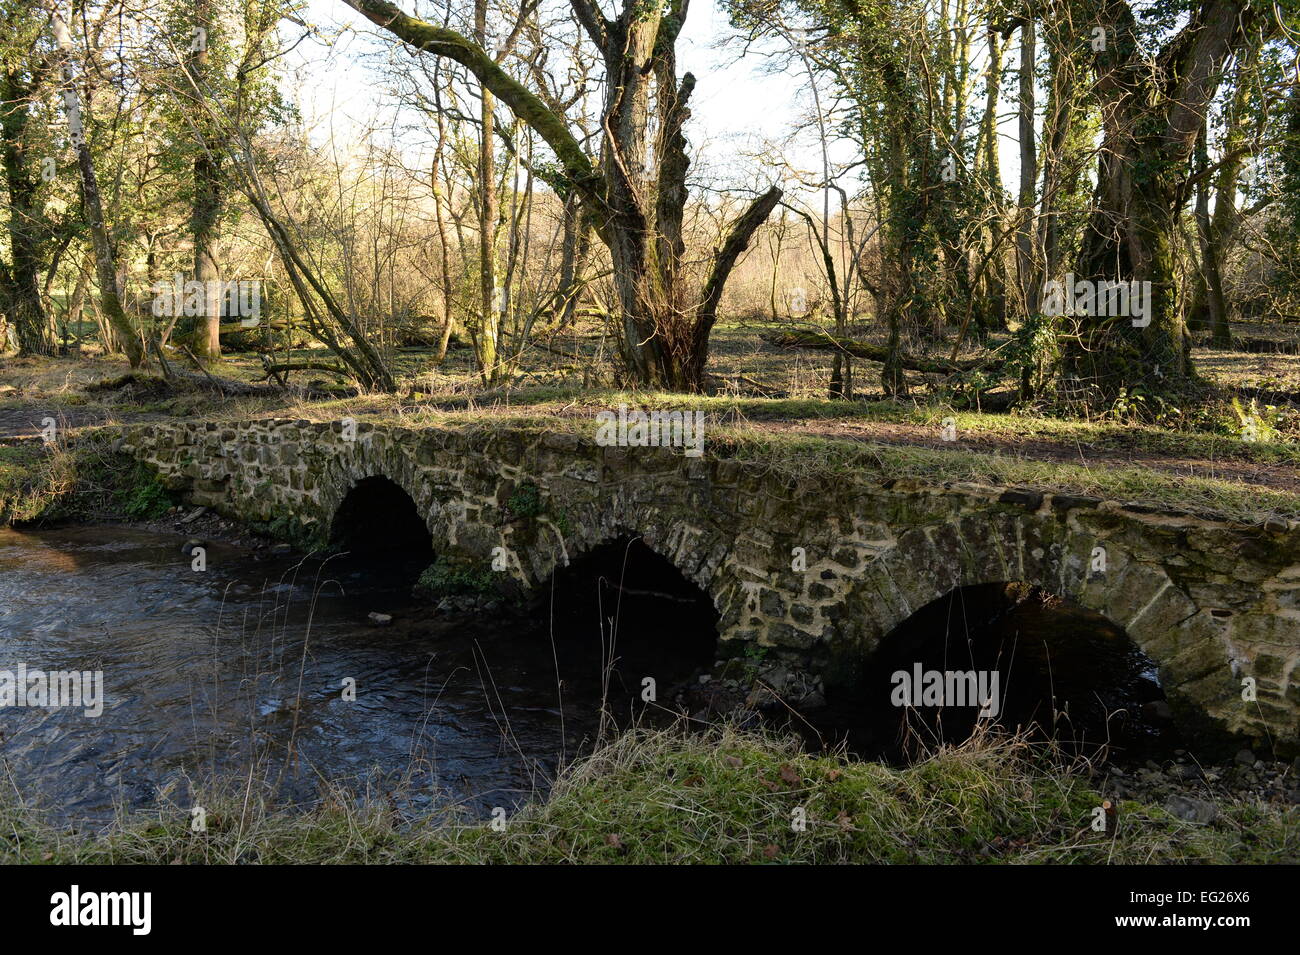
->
[838,578,1173,756]
[838,512,1236,741]
[315,438,450,555]
[502,494,739,620]
[544,532,721,626]
[329,475,432,553]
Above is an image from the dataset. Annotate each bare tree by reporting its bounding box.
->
[48,0,144,366]
[342,0,781,391]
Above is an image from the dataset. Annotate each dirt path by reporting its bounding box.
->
[0,406,114,440]
[0,404,177,441]
[396,400,1300,493]
[2,391,1296,495]
[353,391,1299,493]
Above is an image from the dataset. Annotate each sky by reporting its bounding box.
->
[289,0,859,203]
[284,0,1033,210]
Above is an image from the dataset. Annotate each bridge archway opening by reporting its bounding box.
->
[329,477,435,595]
[826,583,1179,761]
[540,536,718,718]
[331,476,432,554]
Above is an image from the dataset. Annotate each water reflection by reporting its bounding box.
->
[0,525,709,825]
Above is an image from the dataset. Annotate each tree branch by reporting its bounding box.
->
[569,0,609,48]
[339,0,603,209]
[697,185,782,329]
[766,329,1005,375]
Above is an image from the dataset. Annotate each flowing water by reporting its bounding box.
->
[0,524,1175,828]
[0,524,710,826]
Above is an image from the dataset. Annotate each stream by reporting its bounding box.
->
[0,522,1176,829]
[0,524,706,826]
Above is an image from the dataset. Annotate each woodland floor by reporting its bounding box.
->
[1,314,1297,521]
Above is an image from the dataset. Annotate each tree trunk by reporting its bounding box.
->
[1064,0,1253,400]
[48,3,143,367]
[1193,39,1258,350]
[343,0,779,392]
[1193,126,1233,347]
[1,67,54,356]
[190,0,222,361]
[556,192,589,328]
[1015,18,1038,314]
[1037,36,1077,290]
[430,64,457,364]
[474,0,500,384]
[975,26,1008,336]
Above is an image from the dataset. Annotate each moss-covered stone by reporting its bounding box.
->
[110,417,1300,754]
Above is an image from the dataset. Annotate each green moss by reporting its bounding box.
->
[255,514,324,551]
[414,555,497,599]
[506,481,543,519]
[115,463,175,519]
[550,508,572,534]
[506,481,574,534]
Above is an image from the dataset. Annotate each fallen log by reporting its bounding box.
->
[763,329,1005,375]
[258,360,352,378]
[163,368,274,396]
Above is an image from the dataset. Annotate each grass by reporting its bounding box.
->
[3,395,1295,527]
[414,554,500,599]
[238,406,1297,525]
[0,436,177,525]
[0,443,57,523]
[709,427,1300,526]
[3,726,1294,864]
[266,383,1300,459]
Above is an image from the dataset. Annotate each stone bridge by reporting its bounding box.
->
[118,417,1300,754]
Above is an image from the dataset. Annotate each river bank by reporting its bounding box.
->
[4,725,1296,864]
[0,506,1296,864]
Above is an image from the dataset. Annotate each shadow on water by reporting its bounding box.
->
[330,475,433,554]
[0,524,715,826]
[541,535,719,724]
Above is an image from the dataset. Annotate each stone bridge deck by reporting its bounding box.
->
[119,417,1300,754]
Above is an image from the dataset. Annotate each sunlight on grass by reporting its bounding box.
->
[3,726,1292,864]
